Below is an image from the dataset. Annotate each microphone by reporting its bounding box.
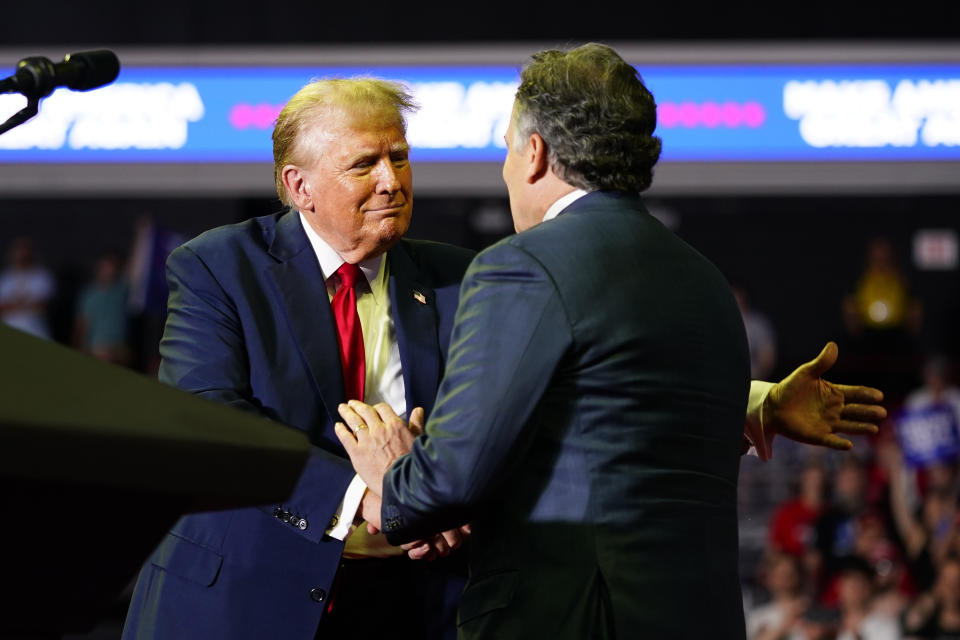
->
[0,49,120,99]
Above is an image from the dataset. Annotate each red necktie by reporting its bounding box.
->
[331,263,365,401]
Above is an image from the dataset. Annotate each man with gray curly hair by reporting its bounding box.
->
[335,43,884,639]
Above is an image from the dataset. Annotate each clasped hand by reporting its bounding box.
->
[335,401,470,561]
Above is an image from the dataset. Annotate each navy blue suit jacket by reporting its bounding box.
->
[380,192,751,639]
[122,210,473,639]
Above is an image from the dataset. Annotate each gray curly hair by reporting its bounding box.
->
[513,43,662,194]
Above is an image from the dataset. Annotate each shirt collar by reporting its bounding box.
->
[543,189,589,222]
[298,211,385,302]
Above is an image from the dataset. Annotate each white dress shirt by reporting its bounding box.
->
[299,213,407,547]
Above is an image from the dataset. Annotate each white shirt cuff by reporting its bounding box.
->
[326,474,368,541]
[744,380,776,461]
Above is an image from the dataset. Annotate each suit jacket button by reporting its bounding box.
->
[328,515,339,528]
[273,507,283,519]
[297,518,308,531]
[310,588,326,603]
[281,511,292,523]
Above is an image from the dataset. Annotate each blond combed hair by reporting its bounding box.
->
[272,77,418,206]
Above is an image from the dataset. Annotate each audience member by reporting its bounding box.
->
[0,236,55,339]
[896,357,960,484]
[126,215,186,375]
[73,251,131,365]
[905,358,960,414]
[747,553,811,640]
[843,237,921,337]
[834,555,902,640]
[902,556,960,638]
[816,458,871,579]
[851,511,912,615]
[841,236,923,401]
[883,440,959,594]
[770,463,827,558]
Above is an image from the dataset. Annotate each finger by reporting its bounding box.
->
[406,545,427,559]
[441,528,462,551]
[432,534,451,558]
[338,403,368,433]
[408,543,435,561]
[460,523,472,535]
[347,399,386,430]
[334,422,358,454]
[798,341,839,379]
[367,522,380,535]
[372,402,403,428]
[834,420,880,436]
[401,539,426,551]
[814,433,854,451]
[840,403,888,422]
[835,384,885,404]
[409,406,425,435]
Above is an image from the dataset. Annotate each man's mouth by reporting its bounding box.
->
[366,203,405,214]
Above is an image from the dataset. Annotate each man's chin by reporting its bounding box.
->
[364,224,407,259]
[381,215,410,240]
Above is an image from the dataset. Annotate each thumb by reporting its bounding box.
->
[409,406,426,435]
[334,422,357,456]
[799,341,838,379]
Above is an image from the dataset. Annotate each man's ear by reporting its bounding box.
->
[525,133,550,184]
[281,165,312,211]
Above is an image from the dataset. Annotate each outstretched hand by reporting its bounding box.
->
[334,402,423,497]
[763,341,886,450]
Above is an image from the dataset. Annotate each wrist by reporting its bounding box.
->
[761,385,778,434]
[746,380,776,461]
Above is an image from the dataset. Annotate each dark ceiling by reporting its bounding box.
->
[2,1,956,45]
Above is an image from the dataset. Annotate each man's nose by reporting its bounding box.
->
[374,159,401,194]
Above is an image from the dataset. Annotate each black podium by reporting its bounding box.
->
[0,324,310,638]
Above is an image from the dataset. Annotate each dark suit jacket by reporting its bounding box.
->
[380,191,751,639]
[122,210,474,639]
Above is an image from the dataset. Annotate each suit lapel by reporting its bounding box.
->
[388,242,441,418]
[265,211,345,429]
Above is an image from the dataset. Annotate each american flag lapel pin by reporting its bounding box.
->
[413,290,427,305]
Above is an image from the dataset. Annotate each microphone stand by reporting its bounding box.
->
[1,54,78,135]
[0,95,40,135]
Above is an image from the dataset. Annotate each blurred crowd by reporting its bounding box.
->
[740,236,960,639]
[0,218,184,376]
[2,225,957,640]
[741,387,960,640]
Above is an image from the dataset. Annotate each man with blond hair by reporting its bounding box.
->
[122,77,474,639]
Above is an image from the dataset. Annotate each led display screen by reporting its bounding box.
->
[1,63,957,164]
